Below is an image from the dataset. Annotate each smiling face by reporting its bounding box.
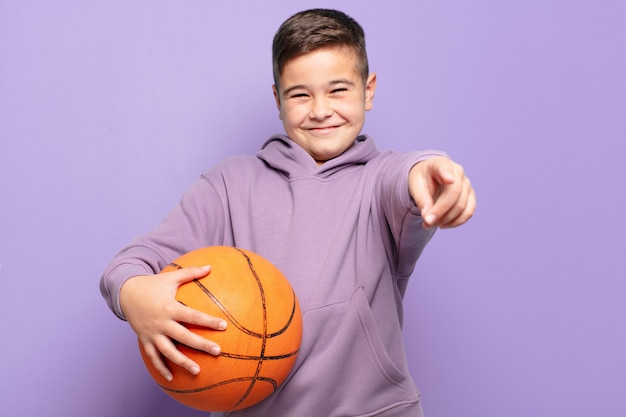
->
[273,47,376,165]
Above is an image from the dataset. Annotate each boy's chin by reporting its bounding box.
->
[311,144,355,165]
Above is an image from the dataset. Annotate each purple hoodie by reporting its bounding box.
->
[100,134,443,416]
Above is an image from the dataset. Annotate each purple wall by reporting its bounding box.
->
[1,1,624,416]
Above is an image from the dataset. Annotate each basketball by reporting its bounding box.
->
[138,246,302,412]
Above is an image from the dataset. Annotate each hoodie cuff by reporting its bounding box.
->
[100,262,155,320]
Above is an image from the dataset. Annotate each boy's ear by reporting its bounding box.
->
[365,73,377,111]
[272,84,282,111]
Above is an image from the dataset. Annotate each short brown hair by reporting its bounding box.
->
[272,9,369,89]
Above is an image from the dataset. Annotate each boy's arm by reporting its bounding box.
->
[100,175,226,319]
[100,175,228,380]
[408,156,476,229]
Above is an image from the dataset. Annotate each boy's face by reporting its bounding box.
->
[273,47,376,165]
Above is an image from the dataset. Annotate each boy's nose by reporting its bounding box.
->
[309,97,333,120]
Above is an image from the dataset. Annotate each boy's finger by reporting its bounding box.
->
[411,180,435,216]
[167,265,212,285]
[168,320,224,357]
[410,157,457,225]
[424,157,456,185]
[432,158,456,185]
[420,185,459,228]
[177,304,228,330]
[141,340,173,382]
[424,160,466,225]
[433,176,475,228]
[441,186,476,228]
[154,333,204,377]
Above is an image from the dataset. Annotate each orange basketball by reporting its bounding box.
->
[139,246,302,412]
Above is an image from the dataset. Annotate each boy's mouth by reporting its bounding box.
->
[307,125,341,135]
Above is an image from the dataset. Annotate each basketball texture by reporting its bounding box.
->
[139,246,302,412]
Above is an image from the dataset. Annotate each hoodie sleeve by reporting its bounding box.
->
[99,175,227,320]
[374,150,448,287]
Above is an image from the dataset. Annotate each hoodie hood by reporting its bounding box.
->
[257,134,380,179]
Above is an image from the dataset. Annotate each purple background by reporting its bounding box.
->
[1,1,625,416]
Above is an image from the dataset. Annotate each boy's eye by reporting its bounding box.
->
[290,93,309,99]
[330,88,348,95]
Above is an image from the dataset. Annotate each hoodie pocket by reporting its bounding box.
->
[224,287,417,417]
[352,287,406,385]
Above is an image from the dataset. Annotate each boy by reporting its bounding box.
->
[100,8,475,417]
